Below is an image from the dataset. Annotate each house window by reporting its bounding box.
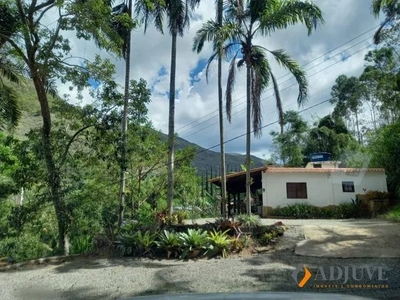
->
[313,163,322,168]
[342,181,355,193]
[286,182,308,199]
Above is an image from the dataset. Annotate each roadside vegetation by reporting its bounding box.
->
[380,205,400,222]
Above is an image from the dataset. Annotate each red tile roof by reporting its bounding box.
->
[265,167,386,173]
[209,166,385,183]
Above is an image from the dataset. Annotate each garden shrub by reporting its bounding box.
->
[0,233,53,263]
[235,214,261,226]
[270,201,368,219]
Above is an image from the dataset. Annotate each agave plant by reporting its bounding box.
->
[207,230,231,258]
[156,230,180,258]
[178,229,209,259]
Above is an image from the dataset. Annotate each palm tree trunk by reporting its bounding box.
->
[217,0,227,219]
[167,26,177,216]
[245,65,251,215]
[118,0,132,230]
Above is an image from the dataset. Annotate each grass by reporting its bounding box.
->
[380,205,400,222]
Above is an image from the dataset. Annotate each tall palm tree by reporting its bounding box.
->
[135,0,200,216]
[193,0,323,214]
[372,0,400,44]
[193,0,228,218]
[111,0,133,230]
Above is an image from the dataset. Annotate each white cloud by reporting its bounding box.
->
[53,0,384,159]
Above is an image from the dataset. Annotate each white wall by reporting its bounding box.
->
[262,170,387,208]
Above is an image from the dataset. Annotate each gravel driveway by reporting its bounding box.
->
[1,220,399,300]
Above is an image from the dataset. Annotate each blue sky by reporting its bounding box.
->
[64,0,384,159]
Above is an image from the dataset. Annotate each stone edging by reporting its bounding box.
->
[0,254,81,272]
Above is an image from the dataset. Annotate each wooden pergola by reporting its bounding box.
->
[209,166,267,216]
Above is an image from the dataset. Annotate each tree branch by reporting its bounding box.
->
[34,0,56,12]
[59,124,95,166]
[34,3,56,27]
[45,7,62,59]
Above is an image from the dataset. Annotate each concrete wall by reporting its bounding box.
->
[261,170,387,209]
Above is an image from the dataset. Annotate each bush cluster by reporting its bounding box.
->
[115,218,285,259]
[269,200,370,219]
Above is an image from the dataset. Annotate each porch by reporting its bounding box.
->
[209,166,267,216]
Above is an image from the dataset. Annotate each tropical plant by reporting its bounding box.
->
[372,0,400,44]
[70,235,93,254]
[135,230,158,254]
[0,46,22,129]
[135,0,201,216]
[156,230,181,258]
[235,214,261,227]
[193,0,324,214]
[178,228,209,258]
[207,229,231,258]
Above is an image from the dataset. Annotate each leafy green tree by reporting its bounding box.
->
[271,111,308,167]
[0,0,133,254]
[330,75,365,144]
[135,0,201,216]
[360,48,400,125]
[304,114,358,163]
[193,0,323,214]
[369,120,400,198]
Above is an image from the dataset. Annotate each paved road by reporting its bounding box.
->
[0,219,399,300]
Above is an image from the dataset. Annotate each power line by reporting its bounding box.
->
[178,34,375,138]
[202,98,333,153]
[175,25,379,134]
[182,41,374,140]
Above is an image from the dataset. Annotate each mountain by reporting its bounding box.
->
[173,134,265,175]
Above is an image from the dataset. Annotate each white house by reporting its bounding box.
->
[209,156,388,218]
[262,163,387,216]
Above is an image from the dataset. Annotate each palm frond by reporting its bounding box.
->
[372,0,396,16]
[135,0,165,34]
[371,0,399,44]
[259,0,324,36]
[45,79,59,99]
[205,50,220,83]
[0,83,20,129]
[269,49,308,106]
[192,19,220,53]
[270,71,284,134]
[225,49,241,122]
[204,42,241,82]
[0,54,23,84]
[250,47,270,136]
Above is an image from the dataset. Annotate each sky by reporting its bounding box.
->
[53,0,384,160]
